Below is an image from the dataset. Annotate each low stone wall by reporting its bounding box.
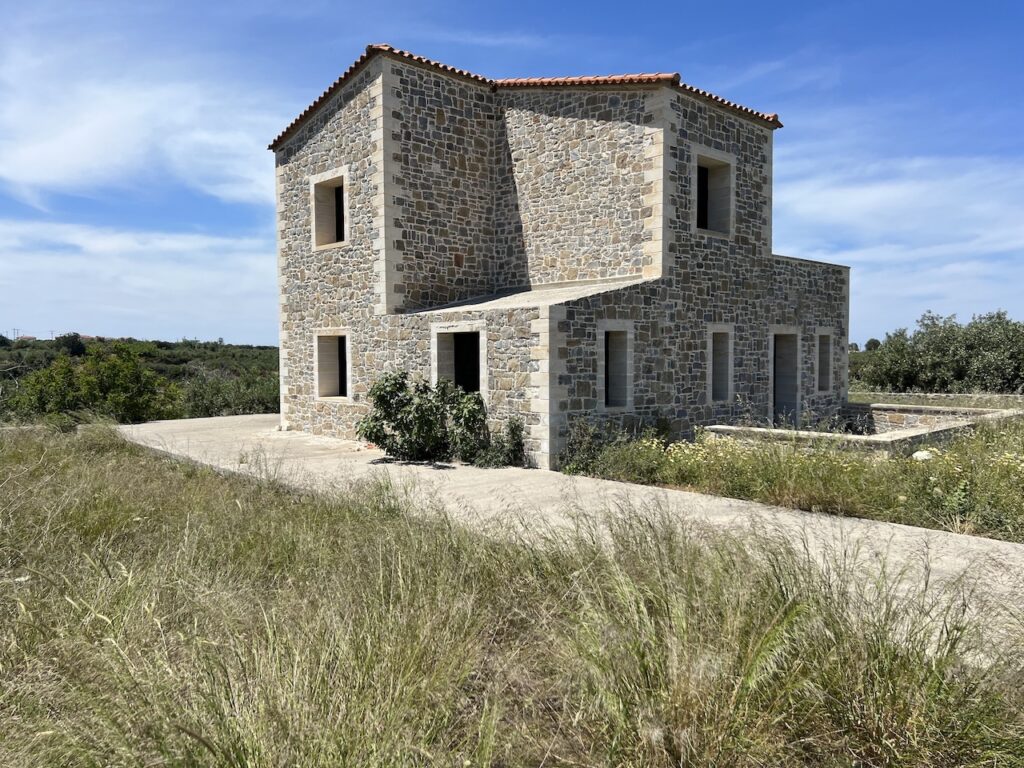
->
[840,402,996,434]
[706,403,1023,458]
[853,391,1024,404]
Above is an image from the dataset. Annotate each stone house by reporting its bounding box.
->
[271,44,850,469]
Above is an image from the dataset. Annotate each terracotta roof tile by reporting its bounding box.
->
[494,73,681,87]
[269,44,781,150]
[366,43,491,84]
[674,82,780,127]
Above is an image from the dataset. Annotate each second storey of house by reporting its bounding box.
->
[271,45,782,316]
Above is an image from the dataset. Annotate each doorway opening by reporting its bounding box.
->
[772,333,799,426]
[436,330,482,393]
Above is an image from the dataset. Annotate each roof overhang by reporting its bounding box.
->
[269,43,782,151]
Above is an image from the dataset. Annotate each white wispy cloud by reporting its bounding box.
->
[773,105,1024,339]
[704,55,842,95]
[0,219,276,343]
[0,14,282,208]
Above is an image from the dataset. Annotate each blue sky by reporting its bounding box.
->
[1,0,1022,345]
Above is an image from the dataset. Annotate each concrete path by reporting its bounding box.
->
[120,415,1024,617]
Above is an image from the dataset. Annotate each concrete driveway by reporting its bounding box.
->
[120,414,1024,617]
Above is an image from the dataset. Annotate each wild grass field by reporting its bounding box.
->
[2,426,1024,766]
[563,418,1024,544]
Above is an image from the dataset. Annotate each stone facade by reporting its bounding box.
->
[494,90,661,286]
[272,45,851,469]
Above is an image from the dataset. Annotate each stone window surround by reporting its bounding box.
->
[309,166,351,252]
[690,144,736,237]
[816,327,834,392]
[707,323,735,404]
[768,324,802,425]
[430,319,489,400]
[596,319,635,413]
[313,328,353,403]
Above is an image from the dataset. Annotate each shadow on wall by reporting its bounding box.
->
[490,94,656,295]
[492,112,529,292]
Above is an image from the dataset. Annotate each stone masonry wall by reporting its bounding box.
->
[841,403,982,434]
[765,255,849,423]
[551,258,848,456]
[294,307,541,456]
[386,61,497,310]
[493,89,660,289]
[275,59,544,454]
[546,89,849,456]
[275,59,386,430]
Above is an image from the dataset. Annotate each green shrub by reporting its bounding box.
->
[180,366,279,418]
[560,420,605,475]
[592,431,667,484]
[76,344,183,423]
[357,373,522,466]
[473,416,527,468]
[448,387,490,463]
[357,372,452,461]
[6,345,181,424]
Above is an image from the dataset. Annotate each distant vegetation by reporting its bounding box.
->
[851,311,1024,393]
[3,426,1023,765]
[0,334,277,424]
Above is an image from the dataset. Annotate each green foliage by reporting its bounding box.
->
[560,420,605,475]
[55,332,87,357]
[561,420,666,476]
[563,420,1024,543]
[5,345,181,423]
[473,416,526,468]
[77,344,182,423]
[0,335,277,385]
[8,354,83,416]
[865,337,881,351]
[179,365,279,418]
[2,427,1023,765]
[357,372,453,461]
[357,373,525,466]
[448,386,491,463]
[592,430,667,484]
[1,337,279,422]
[860,311,1024,393]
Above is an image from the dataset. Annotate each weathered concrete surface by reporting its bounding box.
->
[120,415,1024,624]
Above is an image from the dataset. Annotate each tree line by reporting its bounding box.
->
[0,335,278,426]
[850,311,1024,393]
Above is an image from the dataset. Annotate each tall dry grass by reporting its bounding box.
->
[2,426,1023,766]
[582,419,1024,543]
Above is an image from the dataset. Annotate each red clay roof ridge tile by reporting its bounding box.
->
[269,44,781,150]
[493,73,681,86]
[366,43,492,84]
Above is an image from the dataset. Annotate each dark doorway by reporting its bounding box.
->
[773,333,799,426]
[452,332,480,393]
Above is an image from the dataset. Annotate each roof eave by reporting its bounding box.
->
[269,44,782,150]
